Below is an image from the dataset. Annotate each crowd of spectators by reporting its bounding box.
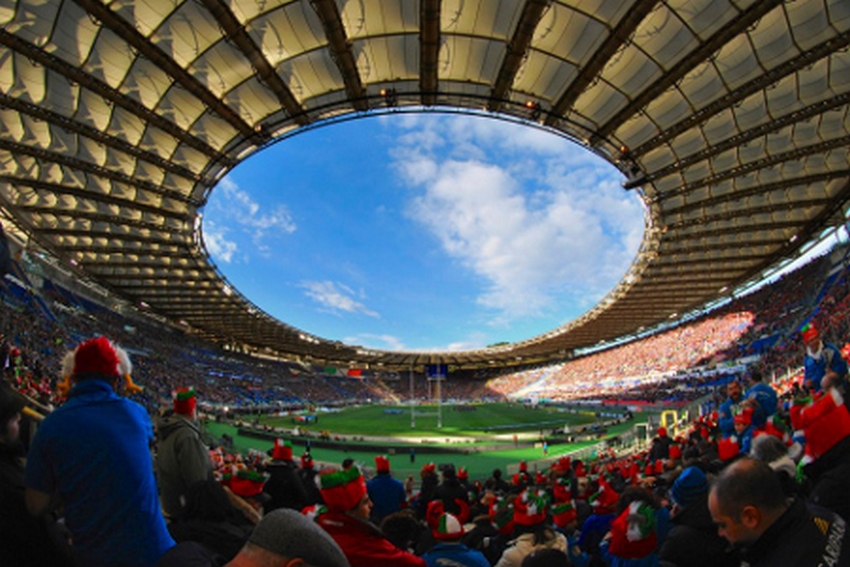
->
[3,238,850,564]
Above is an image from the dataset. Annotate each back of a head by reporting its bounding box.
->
[750,434,788,464]
[712,457,786,518]
[247,508,350,567]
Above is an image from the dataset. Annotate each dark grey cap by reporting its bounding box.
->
[248,509,350,567]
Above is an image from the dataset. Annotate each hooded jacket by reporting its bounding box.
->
[156,413,214,519]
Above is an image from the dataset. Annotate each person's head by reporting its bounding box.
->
[232,508,350,567]
[733,413,751,435]
[69,336,128,390]
[173,387,197,419]
[802,322,821,349]
[727,381,742,402]
[669,466,708,511]
[750,433,788,464]
[746,368,763,385]
[708,457,788,546]
[0,384,25,444]
[317,467,370,519]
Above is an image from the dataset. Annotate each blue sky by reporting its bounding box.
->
[201,113,644,352]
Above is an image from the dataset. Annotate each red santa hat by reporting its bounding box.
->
[519,460,528,472]
[271,439,293,461]
[552,498,578,528]
[801,322,819,344]
[657,427,667,438]
[513,489,550,526]
[668,445,682,460]
[717,436,741,461]
[421,462,436,476]
[589,477,619,515]
[608,501,657,559]
[73,336,122,377]
[301,452,314,469]
[173,387,197,416]
[318,467,367,512]
[229,469,269,498]
[489,496,515,536]
[375,455,390,473]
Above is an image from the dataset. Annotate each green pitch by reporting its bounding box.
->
[205,403,640,481]
[256,402,601,438]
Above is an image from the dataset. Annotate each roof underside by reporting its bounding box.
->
[0,0,849,369]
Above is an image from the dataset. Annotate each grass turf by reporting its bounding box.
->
[204,403,645,480]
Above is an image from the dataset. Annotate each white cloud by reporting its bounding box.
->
[207,177,296,247]
[393,117,644,322]
[345,333,407,351]
[203,222,238,264]
[302,281,379,318]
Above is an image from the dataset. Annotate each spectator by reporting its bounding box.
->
[789,385,850,521]
[494,489,567,567]
[157,508,351,567]
[599,486,661,567]
[0,384,73,567]
[421,511,490,567]
[743,369,777,428]
[263,439,308,513]
[367,455,407,524]
[24,337,175,567]
[718,382,744,438]
[708,457,850,566]
[298,451,325,506]
[156,387,215,520]
[659,467,737,567]
[802,322,848,393]
[316,466,426,567]
[749,433,802,498]
[648,427,673,461]
[434,463,471,519]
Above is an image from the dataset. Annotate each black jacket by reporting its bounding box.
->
[659,495,738,567]
[740,497,850,567]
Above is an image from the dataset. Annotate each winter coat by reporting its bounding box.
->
[658,496,738,567]
[494,528,568,567]
[739,497,850,567]
[156,413,214,519]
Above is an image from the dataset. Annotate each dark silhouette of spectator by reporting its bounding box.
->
[157,508,350,567]
[0,384,73,567]
[709,457,850,566]
[24,337,175,567]
[660,467,737,567]
[156,387,215,520]
[367,455,407,524]
[262,438,308,513]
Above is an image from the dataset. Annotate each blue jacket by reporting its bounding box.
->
[367,472,407,524]
[25,379,174,567]
[804,342,848,391]
[423,542,491,567]
[744,382,778,428]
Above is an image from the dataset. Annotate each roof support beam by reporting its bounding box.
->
[631,29,850,157]
[39,228,193,246]
[8,207,190,234]
[0,93,202,184]
[487,0,550,112]
[546,0,660,125]
[666,198,834,231]
[662,221,802,243]
[0,141,198,207]
[0,30,231,165]
[199,0,310,127]
[73,0,264,145]
[593,0,784,145]
[310,0,368,111]
[0,177,192,220]
[651,134,850,197]
[420,0,441,106]
[631,92,850,189]
[663,169,850,215]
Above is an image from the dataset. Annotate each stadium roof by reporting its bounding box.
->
[0,0,848,370]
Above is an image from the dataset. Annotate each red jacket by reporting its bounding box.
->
[318,511,426,567]
[790,388,850,462]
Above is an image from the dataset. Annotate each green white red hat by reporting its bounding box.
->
[317,467,367,512]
